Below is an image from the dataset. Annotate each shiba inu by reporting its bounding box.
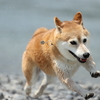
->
[22,12,100,99]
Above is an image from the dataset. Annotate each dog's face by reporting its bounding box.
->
[54,12,90,63]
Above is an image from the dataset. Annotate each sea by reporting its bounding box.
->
[0,0,100,84]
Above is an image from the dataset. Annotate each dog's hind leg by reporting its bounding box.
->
[34,73,55,98]
[22,51,40,95]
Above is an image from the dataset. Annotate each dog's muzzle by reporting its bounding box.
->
[68,50,90,63]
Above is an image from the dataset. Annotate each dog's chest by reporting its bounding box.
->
[55,59,80,77]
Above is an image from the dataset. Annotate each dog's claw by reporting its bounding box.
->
[90,71,100,78]
[85,93,94,99]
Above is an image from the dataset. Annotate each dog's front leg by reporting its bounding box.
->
[62,78,94,99]
[55,67,94,99]
[83,56,100,78]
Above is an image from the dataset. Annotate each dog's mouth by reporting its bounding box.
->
[68,50,87,63]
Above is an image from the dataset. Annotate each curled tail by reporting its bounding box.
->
[33,27,48,37]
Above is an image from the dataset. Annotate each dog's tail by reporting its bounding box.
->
[33,27,48,37]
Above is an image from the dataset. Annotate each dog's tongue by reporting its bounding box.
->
[80,59,87,62]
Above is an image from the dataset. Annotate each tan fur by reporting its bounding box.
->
[22,12,89,77]
[22,12,100,99]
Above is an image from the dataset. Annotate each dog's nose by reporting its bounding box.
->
[83,52,90,58]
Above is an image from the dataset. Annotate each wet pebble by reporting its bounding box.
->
[0,92,4,99]
[0,74,100,100]
[74,96,83,100]
[13,94,27,100]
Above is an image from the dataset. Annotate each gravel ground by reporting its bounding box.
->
[0,73,100,100]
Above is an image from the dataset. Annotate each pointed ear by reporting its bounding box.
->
[54,17,62,33]
[73,12,83,24]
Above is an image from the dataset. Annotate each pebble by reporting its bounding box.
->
[0,73,100,100]
[0,92,4,99]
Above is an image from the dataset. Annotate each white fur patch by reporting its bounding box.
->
[54,59,80,78]
[57,37,90,60]
[75,44,90,58]
[57,40,77,61]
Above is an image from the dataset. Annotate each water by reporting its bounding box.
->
[0,0,100,84]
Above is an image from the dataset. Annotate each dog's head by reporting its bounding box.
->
[54,12,90,63]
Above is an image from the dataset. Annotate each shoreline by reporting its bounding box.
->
[0,74,100,100]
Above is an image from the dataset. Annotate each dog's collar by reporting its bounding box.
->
[41,40,53,46]
[68,50,87,63]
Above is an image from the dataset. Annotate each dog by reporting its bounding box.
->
[22,12,100,99]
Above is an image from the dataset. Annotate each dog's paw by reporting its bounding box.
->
[34,92,42,98]
[85,93,94,99]
[90,71,100,78]
[24,85,31,95]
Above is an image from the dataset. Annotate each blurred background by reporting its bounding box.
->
[0,0,100,84]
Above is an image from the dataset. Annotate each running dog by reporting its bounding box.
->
[22,12,100,99]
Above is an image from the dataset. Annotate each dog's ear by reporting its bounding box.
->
[54,17,62,33]
[73,12,83,25]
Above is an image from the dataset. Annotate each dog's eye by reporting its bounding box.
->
[83,39,87,43]
[70,41,77,45]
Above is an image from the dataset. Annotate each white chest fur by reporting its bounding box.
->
[55,59,80,78]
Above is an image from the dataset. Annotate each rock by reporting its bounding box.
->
[74,96,83,100]
[87,86,93,91]
[49,92,59,99]
[0,74,10,83]
[65,95,73,100]
[11,90,17,94]
[13,94,26,100]
[71,92,79,97]
[66,90,73,95]
[0,92,4,99]
[0,74,100,100]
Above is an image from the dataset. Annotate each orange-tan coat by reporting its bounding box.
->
[22,12,100,99]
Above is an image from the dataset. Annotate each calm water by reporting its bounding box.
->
[0,0,100,84]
